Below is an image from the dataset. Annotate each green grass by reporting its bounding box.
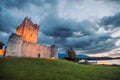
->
[0,58,120,80]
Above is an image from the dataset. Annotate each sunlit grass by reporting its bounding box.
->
[0,57,120,80]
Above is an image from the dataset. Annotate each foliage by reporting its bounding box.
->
[0,58,120,80]
[66,48,76,59]
[0,41,4,49]
[64,48,78,62]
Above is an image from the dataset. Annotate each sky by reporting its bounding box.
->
[0,0,120,57]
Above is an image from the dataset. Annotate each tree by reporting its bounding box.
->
[66,48,76,59]
[0,41,4,49]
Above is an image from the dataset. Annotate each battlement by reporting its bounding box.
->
[16,17,39,43]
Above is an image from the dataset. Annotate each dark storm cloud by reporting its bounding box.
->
[40,11,117,54]
[40,15,98,51]
[100,13,120,28]
[0,0,58,9]
[44,27,73,38]
[0,0,58,33]
[0,32,10,45]
[41,14,95,39]
[0,14,17,33]
[65,33,116,53]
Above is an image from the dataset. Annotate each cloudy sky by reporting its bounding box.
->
[0,0,120,57]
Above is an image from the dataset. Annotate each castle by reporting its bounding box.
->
[5,17,58,58]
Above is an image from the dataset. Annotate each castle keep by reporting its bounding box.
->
[5,17,58,58]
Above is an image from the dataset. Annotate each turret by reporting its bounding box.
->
[51,45,58,59]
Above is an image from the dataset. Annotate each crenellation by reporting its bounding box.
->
[33,24,39,30]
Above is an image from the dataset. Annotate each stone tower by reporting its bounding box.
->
[16,17,39,43]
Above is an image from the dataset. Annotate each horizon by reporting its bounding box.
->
[0,0,120,57]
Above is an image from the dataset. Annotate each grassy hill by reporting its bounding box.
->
[0,58,120,80]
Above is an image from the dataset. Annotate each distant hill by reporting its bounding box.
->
[77,54,90,59]
[58,53,90,59]
[58,53,67,59]
[58,53,120,60]
[85,56,120,60]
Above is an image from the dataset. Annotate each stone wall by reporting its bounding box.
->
[5,34,23,57]
[38,45,51,58]
[51,45,58,58]
[5,34,58,58]
[21,41,38,57]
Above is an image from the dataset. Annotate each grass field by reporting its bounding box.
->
[0,58,120,80]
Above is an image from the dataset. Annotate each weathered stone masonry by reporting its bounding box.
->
[5,17,58,58]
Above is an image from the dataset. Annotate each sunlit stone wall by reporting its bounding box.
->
[16,17,39,43]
